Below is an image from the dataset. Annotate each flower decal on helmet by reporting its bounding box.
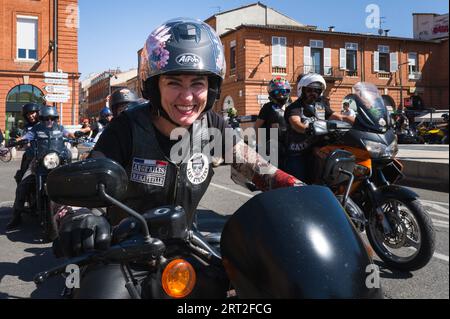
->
[267,76,291,93]
[145,24,172,71]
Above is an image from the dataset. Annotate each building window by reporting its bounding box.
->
[309,40,323,74]
[272,36,287,71]
[17,16,38,60]
[408,52,421,80]
[345,43,358,76]
[311,48,322,74]
[310,40,324,49]
[378,45,390,73]
[230,40,236,75]
[408,52,418,73]
[5,84,45,134]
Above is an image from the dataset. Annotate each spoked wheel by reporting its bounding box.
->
[0,148,12,162]
[366,198,435,271]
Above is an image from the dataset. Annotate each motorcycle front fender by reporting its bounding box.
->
[375,184,419,201]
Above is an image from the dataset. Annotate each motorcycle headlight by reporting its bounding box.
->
[363,138,398,159]
[43,152,60,169]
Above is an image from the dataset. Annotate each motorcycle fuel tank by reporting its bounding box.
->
[220,185,382,299]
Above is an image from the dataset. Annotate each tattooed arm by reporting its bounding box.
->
[231,140,305,192]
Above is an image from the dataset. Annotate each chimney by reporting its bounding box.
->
[384,29,390,36]
[328,26,335,32]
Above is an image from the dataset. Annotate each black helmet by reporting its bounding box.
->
[39,106,59,120]
[110,88,138,110]
[22,103,41,117]
[139,18,226,118]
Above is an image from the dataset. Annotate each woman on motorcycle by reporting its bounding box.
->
[254,77,290,147]
[52,18,303,298]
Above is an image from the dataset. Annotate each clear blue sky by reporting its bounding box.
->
[78,0,448,79]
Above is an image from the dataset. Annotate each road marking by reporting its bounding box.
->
[423,203,449,215]
[407,247,449,262]
[422,200,449,207]
[0,201,14,208]
[433,221,449,229]
[433,252,449,262]
[210,183,254,198]
[428,211,449,219]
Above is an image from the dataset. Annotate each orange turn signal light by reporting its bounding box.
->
[161,259,196,298]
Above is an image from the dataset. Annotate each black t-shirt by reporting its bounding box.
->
[94,107,229,168]
[284,99,317,155]
[258,101,287,143]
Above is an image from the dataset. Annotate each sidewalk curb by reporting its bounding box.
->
[400,159,449,192]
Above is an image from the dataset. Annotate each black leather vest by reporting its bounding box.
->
[123,105,214,226]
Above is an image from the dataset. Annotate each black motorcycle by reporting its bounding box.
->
[392,112,420,144]
[11,135,72,241]
[34,158,382,299]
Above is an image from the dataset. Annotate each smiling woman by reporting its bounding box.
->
[158,75,209,127]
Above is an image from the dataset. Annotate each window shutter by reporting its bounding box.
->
[324,48,332,75]
[390,52,398,73]
[272,37,277,67]
[374,51,379,73]
[339,48,347,70]
[280,37,287,68]
[304,46,311,73]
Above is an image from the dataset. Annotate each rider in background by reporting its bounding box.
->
[90,107,113,141]
[254,76,290,167]
[6,106,75,230]
[13,103,41,184]
[109,88,139,117]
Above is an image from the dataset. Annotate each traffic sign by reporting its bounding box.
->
[44,72,69,79]
[45,94,70,103]
[44,78,69,85]
[45,85,70,94]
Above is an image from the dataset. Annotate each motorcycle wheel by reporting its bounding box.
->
[366,198,435,271]
[0,148,12,162]
[41,198,58,242]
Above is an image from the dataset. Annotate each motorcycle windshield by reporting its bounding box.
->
[220,186,382,299]
[345,82,390,133]
[36,137,65,158]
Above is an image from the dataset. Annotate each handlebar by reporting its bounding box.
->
[34,235,165,285]
[7,139,29,148]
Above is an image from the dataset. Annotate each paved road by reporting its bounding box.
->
[0,160,448,299]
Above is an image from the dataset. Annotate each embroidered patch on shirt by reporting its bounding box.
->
[186,153,209,185]
[130,158,168,187]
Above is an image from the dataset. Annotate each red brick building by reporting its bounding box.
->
[0,0,80,134]
[85,68,137,118]
[205,3,449,117]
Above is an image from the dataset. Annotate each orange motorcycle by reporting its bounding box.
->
[309,83,435,271]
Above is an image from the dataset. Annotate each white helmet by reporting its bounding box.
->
[297,73,327,98]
